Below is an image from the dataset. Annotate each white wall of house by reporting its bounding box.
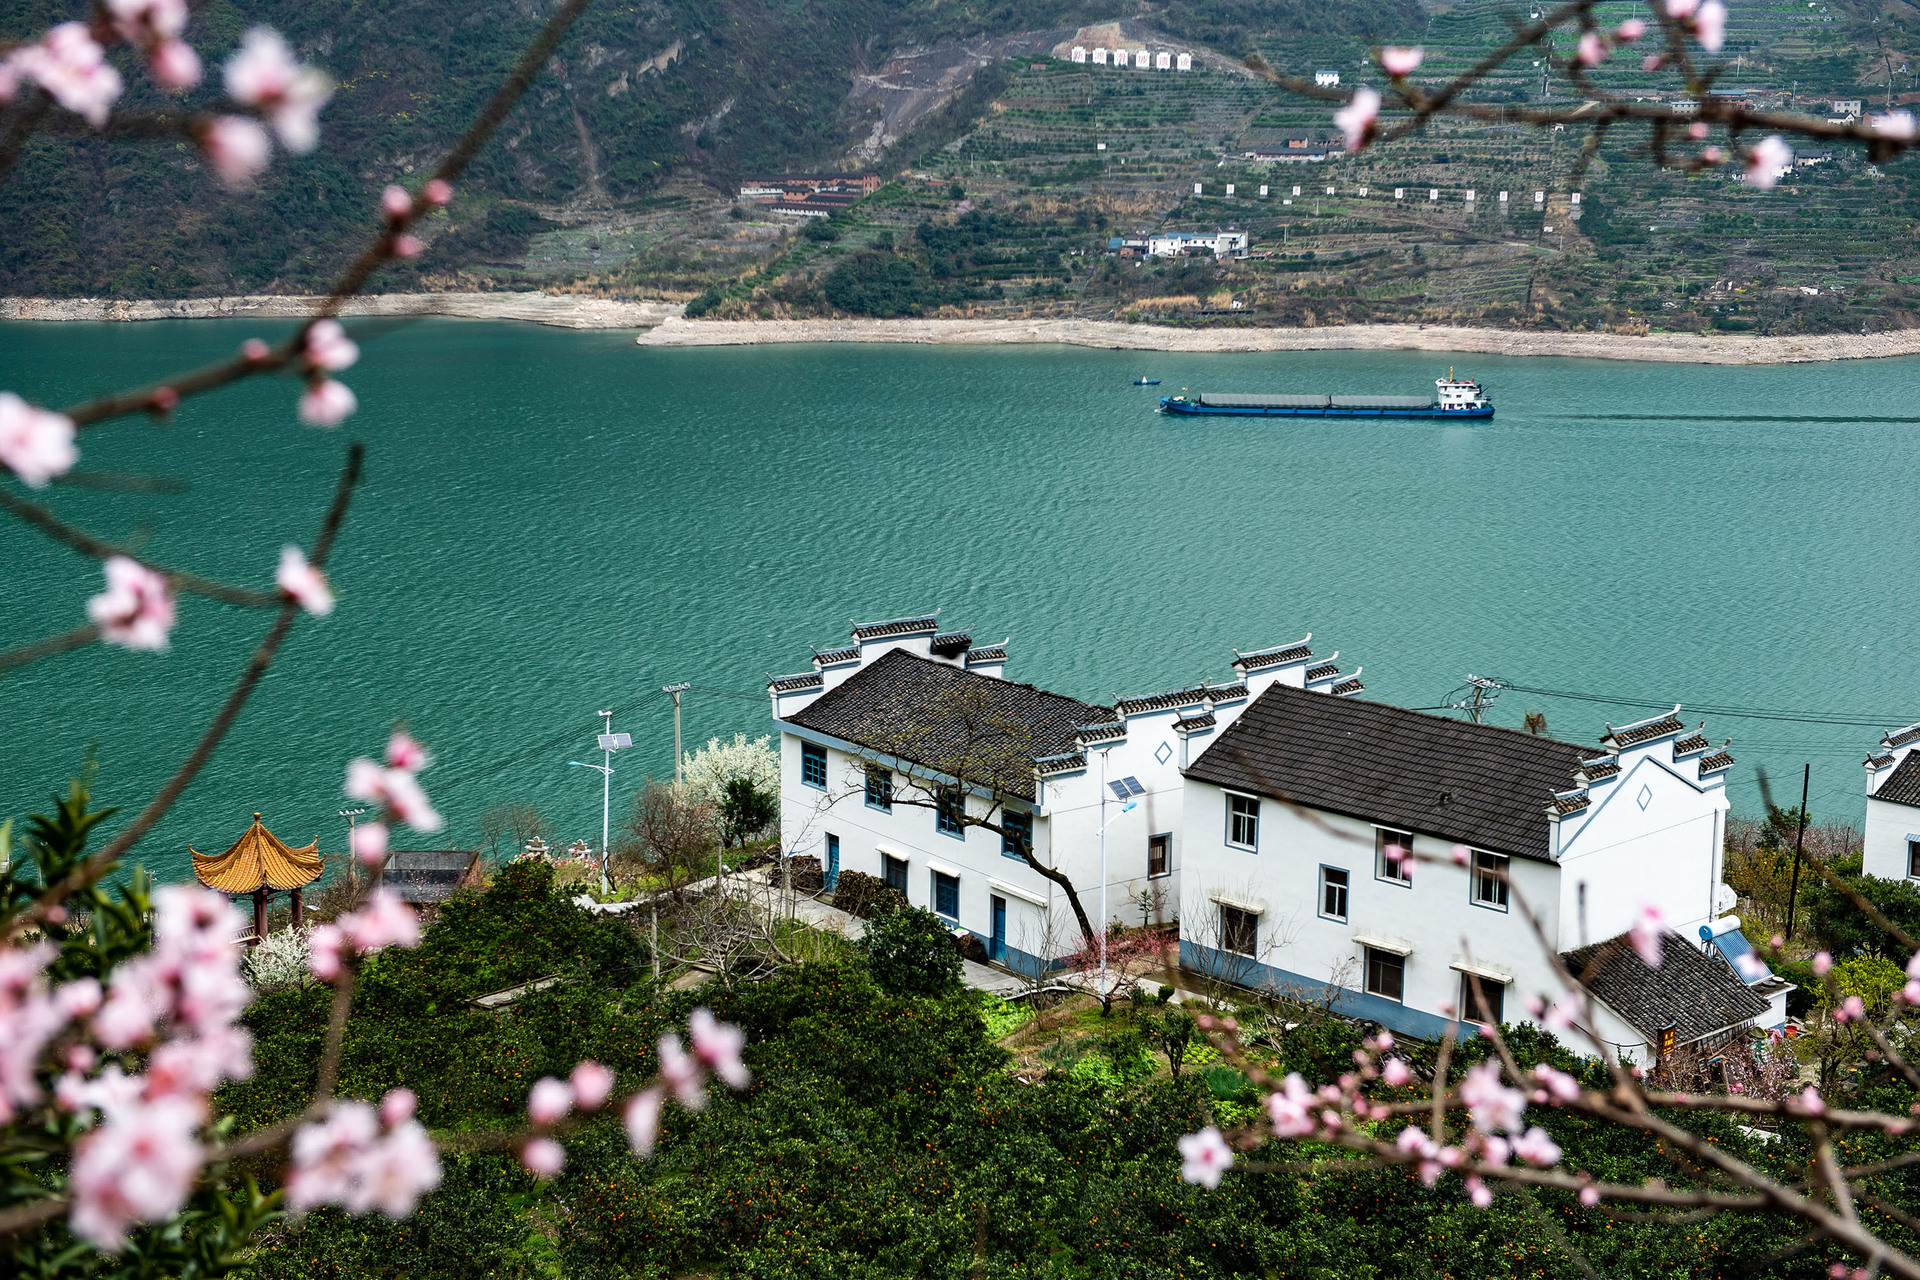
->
[1862,725,1920,881]
[1179,781,1564,1040]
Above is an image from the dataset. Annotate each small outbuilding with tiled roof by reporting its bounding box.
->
[1563,931,1769,1058]
[191,813,324,942]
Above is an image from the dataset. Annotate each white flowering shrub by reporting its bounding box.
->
[681,733,780,812]
[240,925,312,991]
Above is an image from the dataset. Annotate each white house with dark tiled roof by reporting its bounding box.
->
[1863,721,1920,881]
[1179,690,1768,1060]
[768,616,1362,974]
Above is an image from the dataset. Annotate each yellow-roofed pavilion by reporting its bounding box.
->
[191,813,324,942]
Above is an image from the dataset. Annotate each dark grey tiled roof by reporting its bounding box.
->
[1331,679,1365,696]
[1552,792,1590,815]
[851,613,939,641]
[930,630,973,657]
[1206,682,1249,702]
[784,649,1111,800]
[814,645,860,666]
[1609,714,1684,747]
[386,850,476,905]
[1868,753,1897,771]
[966,646,1008,666]
[1184,683,1594,862]
[1173,712,1217,733]
[1235,643,1312,670]
[1874,752,1920,809]
[770,672,824,693]
[1562,932,1767,1045]
[1887,724,1920,750]
[1116,685,1211,717]
[1035,752,1087,775]
[1306,663,1340,682]
[1674,734,1710,755]
[1579,758,1620,781]
[1699,751,1735,773]
[1076,722,1127,744]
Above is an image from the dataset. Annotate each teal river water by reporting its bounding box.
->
[2,318,1917,883]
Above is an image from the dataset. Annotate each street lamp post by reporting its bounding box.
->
[1096,748,1138,1010]
[568,710,631,895]
[339,806,368,888]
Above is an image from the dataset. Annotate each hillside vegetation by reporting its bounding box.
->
[7,0,1920,334]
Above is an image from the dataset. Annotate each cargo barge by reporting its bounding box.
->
[1160,374,1493,419]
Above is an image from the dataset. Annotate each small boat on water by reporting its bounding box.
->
[1160,372,1494,419]
[1133,377,1162,386]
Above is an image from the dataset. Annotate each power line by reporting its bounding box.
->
[1479,678,1913,731]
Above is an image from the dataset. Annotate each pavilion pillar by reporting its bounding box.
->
[291,886,303,931]
[251,887,268,945]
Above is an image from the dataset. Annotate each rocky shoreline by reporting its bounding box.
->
[8,294,1920,363]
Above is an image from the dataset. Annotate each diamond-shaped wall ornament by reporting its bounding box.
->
[1637,784,1653,811]
[1155,741,1173,765]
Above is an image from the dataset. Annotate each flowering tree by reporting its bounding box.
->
[1279,0,1919,191]
[0,2,758,1272]
[680,733,780,815]
[1168,831,1920,1279]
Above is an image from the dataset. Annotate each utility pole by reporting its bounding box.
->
[1785,763,1811,940]
[662,682,691,784]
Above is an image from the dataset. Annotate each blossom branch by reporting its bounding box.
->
[0,622,98,671]
[6,441,362,939]
[0,486,278,608]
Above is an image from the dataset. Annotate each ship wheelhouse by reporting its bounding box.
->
[1434,373,1490,412]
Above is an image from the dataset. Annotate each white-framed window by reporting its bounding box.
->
[1364,946,1405,1001]
[1375,827,1412,884]
[1227,794,1260,850]
[1471,851,1510,910]
[1319,866,1349,921]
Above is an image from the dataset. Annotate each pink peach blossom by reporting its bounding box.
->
[658,1032,706,1110]
[1579,1184,1599,1206]
[1665,0,1698,15]
[147,39,201,90]
[1576,31,1607,66]
[1629,903,1666,967]
[276,545,335,616]
[1688,120,1710,140]
[88,557,175,652]
[0,392,78,487]
[13,24,122,127]
[304,319,358,372]
[1694,0,1727,53]
[338,888,420,953]
[1531,1063,1581,1103]
[386,731,431,773]
[1615,18,1647,40]
[1465,1174,1492,1208]
[67,1094,202,1250]
[351,820,389,866]
[1872,111,1918,140]
[224,28,332,152]
[1450,844,1469,866]
[1334,86,1381,154]
[308,924,345,980]
[202,115,272,189]
[624,1085,664,1156]
[1461,1061,1526,1134]
[689,1007,750,1089]
[381,1088,416,1127]
[1379,46,1423,76]
[1814,951,1833,976]
[381,184,413,218]
[423,179,453,205]
[1177,1126,1234,1188]
[393,234,423,259]
[1512,1126,1562,1167]
[1382,1057,1412,1087]
[522,1137,565,1178]
[527,1077,573,1125]
[298,377,357,427]
[571,1060,614,1111]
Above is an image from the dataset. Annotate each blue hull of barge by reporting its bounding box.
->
[1160,399,1494,420]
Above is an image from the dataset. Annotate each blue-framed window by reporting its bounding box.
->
[800,741,827,790]
[883,854,908,896]
[1002,810,1033,860]
[933,870,960,919]
[1227,794,1259,850]
[1319,865,1349,921]
[936,787,966,837]
[865,765,893,812]
[825,833,840,890]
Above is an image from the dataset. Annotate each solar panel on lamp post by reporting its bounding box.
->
[569,710,631,896]
[1097,748,1142,1010]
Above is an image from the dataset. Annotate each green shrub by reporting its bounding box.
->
[857,904,963,997]
[831,869,905,919]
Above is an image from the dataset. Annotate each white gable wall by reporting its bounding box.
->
[1863,728,1920,880]
[1553,752,1726,952]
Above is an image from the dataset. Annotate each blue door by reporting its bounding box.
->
[825,833,840,891]
[990,895,1007,962]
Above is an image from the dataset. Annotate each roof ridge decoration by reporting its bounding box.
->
[1330,676,1365,697]
[1232,634,1313,672]
[1115,684,1213,718]
[1550,789,1591,815]
[1306,662,1341,682]
[1698,748,1736,774]
[1673,730,1711,756]
[1603,705,1686,748]
[1173,711,1217,734]
[812,644,860,667]
[850,610,941,641]
[1868,752,1897,771]
[1204,681,1249,702]
[1885,722,1920,751]
[965,640,1010,665]
[1034,751,1088,775]
[191,813,323,894]
[769,671,824,693]
[1075,721,1128,746]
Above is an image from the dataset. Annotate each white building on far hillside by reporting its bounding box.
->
[1147,230,1248,259]
[1863,721,1920,880]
